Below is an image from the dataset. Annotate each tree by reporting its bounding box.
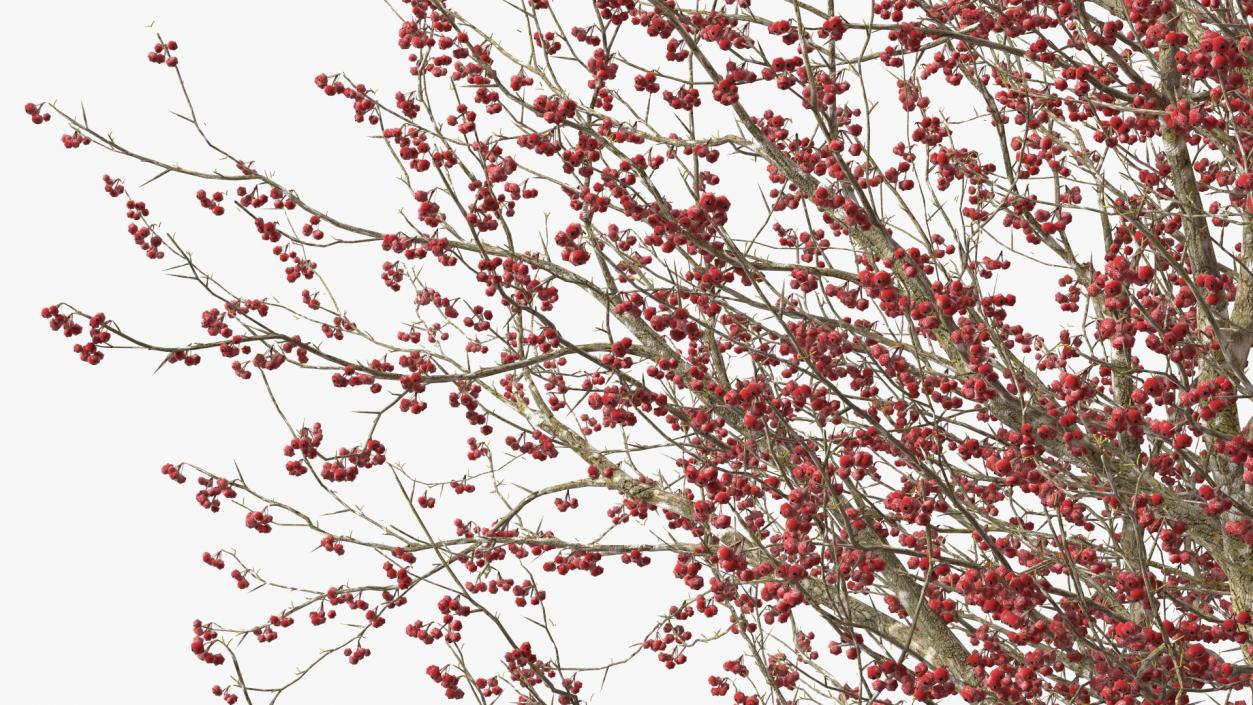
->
[23,0,1253,703]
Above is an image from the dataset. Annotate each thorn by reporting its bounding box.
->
[140,167,173,187]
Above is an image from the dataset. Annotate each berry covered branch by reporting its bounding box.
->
[25,1,1253,704]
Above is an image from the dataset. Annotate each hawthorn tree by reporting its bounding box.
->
[24,0,1253,703]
